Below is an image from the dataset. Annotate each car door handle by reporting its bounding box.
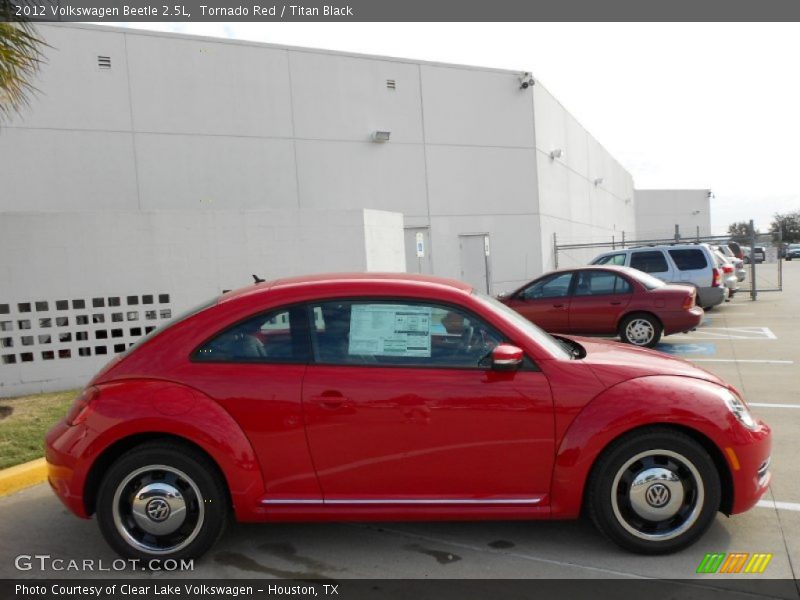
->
[310,392,351,410]
[609,301,622,305]
[552,303,565,308]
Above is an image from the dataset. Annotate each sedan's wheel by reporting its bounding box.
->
[587,428,720,554]
[97,442,228,560]
[619,314,662,347]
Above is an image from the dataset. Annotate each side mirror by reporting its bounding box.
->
[491,344,524,371]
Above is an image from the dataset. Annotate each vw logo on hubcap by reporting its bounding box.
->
[645,483,671,508]
[145,497,171,522]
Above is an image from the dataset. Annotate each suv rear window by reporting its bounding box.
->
[630,251,668,274]
[668,249,708,271]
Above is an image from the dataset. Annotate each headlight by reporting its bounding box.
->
[717,388,757,430]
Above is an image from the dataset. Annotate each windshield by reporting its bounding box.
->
[620,267,665,290]
[472,290,571,359]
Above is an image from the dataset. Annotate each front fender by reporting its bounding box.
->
[550,375,741,518]
[83,379,265,521]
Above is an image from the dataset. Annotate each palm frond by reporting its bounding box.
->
[0,0,47,121]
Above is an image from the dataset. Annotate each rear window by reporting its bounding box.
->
[668,249,708,271]
[630,251,668,274]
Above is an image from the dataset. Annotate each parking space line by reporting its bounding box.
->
[682,326,777,341]
[691,359,794,364]
[749,403,800,409]
[757,500,800,512]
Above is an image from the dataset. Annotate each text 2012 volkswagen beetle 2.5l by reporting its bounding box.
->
[46,274,771,560]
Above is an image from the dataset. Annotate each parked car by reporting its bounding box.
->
[784,244,800,261]
[498,266,702,347]
[716,245,746,282]
[712,250,739,299]
[45,273,771,558]
[591,244,725,310]
[727,241,744,260]
[742,245,765,264]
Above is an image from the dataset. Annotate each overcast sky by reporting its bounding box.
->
[114,22,800,234]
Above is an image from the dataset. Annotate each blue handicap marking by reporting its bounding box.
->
[655,342,717,356]
[701,316,712,326]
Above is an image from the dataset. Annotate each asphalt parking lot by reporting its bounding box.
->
[2,263,799,590]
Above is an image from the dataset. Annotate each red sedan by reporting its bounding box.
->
[46,273,770,560]
[499,266,703,347]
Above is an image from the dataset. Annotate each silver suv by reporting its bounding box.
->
[591,244,726,309]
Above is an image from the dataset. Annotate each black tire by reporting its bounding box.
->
[618,313,663,348]
[586,428,721,555]
[96,441,228,561]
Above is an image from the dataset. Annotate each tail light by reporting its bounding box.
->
[712,268,721,287]
[65,386,99,425]
[722,265,734,274]
[682,291,696,310]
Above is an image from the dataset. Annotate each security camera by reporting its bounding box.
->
[519,72,535,90]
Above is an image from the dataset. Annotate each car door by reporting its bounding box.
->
[568,270,633,334]
[189,305,321,502]
[629,250,673,283]
[301,299,555,503]
[503,272,574,332]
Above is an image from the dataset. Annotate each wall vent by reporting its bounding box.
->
[386,79,396,90]
[97,56,111,69]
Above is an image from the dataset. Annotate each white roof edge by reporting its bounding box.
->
[39,22,531,76]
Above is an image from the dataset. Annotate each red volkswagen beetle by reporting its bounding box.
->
[45,273,770,560]
[499,266,704,347]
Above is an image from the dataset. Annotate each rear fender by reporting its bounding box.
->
[83,379,265,521]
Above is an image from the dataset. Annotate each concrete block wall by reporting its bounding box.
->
[0,209,403,396]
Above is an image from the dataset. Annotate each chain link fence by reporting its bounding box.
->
[553,222,783,300]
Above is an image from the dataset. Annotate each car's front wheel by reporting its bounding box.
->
[96,441,228,560]
[587,428,721,554]
[619,313,662,347]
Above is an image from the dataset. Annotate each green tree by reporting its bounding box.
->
[770,210,800,244]
[0,0,46,122]
[727,221,755,245]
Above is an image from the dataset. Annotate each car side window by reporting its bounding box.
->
[193,305,310,363]
[595,253,625,266]
[630,251,669,274]
[520,272,573,300]
[668,249,708,271]
[574,271,632,296]
[308,300,504,369]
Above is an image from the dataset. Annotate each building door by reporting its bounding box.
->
[459,234,491,293]
[404,228,432,274]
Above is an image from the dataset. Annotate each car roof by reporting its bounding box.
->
[540,265,640,276]
[219,272,474,304]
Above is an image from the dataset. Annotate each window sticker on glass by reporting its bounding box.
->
[349,304,432,357]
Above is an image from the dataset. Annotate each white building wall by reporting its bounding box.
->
[0,23,646,393]
[635,189,712,240]
[533,84,636,270]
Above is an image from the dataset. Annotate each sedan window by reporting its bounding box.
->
[574,271,632,296]
[520,272,573,300]
[309,300,503,369]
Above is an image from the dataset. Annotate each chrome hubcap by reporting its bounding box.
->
[611,449,704,541]
[112,465,204,554]
[625,319,655,345]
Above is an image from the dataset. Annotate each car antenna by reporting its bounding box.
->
[252,274,265,284]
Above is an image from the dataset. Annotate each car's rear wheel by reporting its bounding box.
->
[619,313,662,347]
[96,441,228,560]
[587,428,721,554]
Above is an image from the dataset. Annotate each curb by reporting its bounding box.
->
[0,458,47,497]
